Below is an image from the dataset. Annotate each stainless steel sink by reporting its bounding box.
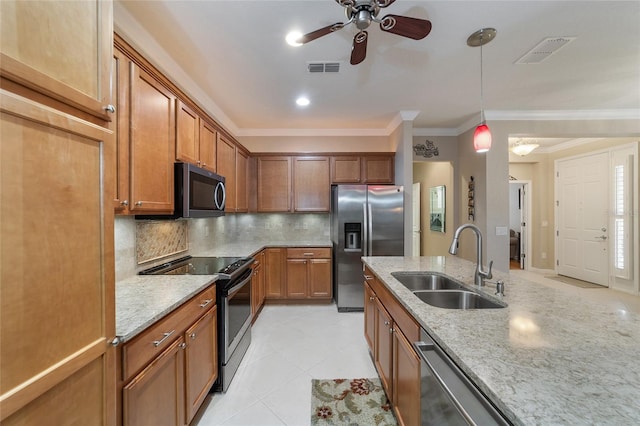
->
[391,272,465,291]
[413,290,506,309]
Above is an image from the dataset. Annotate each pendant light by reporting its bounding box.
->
[467,28,497,153]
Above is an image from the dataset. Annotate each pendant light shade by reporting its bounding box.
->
[467,28,496,153]
[473,123,492,153]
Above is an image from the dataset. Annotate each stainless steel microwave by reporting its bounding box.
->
[137,162,226,220]
[175,162,226,218]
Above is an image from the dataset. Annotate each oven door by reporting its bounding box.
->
[222,269,252,363]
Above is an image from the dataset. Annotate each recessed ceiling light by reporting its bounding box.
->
[296,96,310,107]
[286,31,303,47]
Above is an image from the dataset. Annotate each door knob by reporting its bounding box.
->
[595,235,607,240]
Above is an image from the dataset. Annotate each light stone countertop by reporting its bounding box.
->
[116,275,217,343]
[116,240,331,343]
[361,256,640,426]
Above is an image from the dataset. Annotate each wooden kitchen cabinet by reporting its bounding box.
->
[0,1,115,423]
[362,155,394,184]
[121,286,216,425]
[185,307,217,424]
[257,156,292,212]
[251,251,266,321]
[236,149,249,212]
[331,156,362,183]
[112,45,131,212]
[217,134,236,211]
[129,62,175,213]
[123,337,186,426]
[265,248,286,299]
[285,248,332,300]
[364,267,420,426]
[176,100,218,173]
[293,156,330,212]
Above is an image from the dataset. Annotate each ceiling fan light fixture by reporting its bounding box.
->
[286,31,303,46]
[296,96,310,107]
[468,28,496,153]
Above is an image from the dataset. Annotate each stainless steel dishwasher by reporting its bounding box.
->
[413,329,511,425]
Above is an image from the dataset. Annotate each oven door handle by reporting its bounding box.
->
[226,268,252,296]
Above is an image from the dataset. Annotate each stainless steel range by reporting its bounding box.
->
[140,255,254,392]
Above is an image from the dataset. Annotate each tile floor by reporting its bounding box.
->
[193,304,377,426]
[193,269,640,425]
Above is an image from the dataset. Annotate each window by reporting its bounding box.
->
[612,155,633,280]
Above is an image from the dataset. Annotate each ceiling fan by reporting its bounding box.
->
[298,0,432,65]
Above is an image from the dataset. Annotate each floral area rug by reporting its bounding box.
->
[311,378,398,426]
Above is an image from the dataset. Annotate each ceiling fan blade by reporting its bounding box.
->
[299,22,345,44]
[379,14,432,40]
[376,0,397,7]
[350,31,368,65]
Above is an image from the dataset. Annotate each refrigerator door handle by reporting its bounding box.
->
[363,203,368,256]
[367,203,373,255]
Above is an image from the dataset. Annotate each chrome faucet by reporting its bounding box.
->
[448,224,493,287]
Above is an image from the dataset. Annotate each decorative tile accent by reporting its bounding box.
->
[136,221,188,264]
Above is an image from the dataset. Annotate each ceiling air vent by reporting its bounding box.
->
[307,62,341,73]
[515,37,576,64]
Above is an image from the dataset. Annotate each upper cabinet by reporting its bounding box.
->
[236,149,249,213]
[216,134,237,211]
[362,155,395,184]
[0,0,113,121]
[293,156,330,212]
[176,100,217,173]
[330,154,395,184]
[257,157,292,212]
[129,63,175,213]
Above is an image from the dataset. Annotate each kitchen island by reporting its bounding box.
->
[362,256,640,425]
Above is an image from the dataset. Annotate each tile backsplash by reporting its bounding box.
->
[115,213,329,281]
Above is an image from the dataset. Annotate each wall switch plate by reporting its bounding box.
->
[496,226,508,236]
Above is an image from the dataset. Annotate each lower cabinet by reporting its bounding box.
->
[264,248,286,299]
[285,248,332,300]
[251,250,266,321]
[364,268,420,426]
[121,286,217,425]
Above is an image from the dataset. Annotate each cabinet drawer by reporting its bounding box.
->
[122,286,215,381]
[286,247,331,259]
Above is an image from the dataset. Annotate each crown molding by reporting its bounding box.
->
[488,109,640,121]
[235,128,389,138]
[412,128,460,137]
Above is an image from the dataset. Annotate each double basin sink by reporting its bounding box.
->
[390,272,506,309]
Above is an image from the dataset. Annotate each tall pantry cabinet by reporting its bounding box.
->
[0,1,116,424]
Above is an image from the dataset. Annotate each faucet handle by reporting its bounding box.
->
[487,260,493,279]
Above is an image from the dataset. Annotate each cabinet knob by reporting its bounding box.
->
[104,104,116,113]
[369,296,375,301]
[135,201,143,206]
[190,332,196,340]
[384,321,390,326]
[197,160,201,165]
[110,337,120,347]
[120,200,129,206]
[389,327,395,334]
[179,342,187,349]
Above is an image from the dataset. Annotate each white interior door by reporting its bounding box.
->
[412,183,421,256]
[557,152,609,285]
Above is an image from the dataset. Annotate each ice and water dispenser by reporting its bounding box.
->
[344,223,361,250]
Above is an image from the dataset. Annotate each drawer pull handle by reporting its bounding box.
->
[199,299,213,308]
[303,252,314,256]
[364,275,373,280]
[153,330,175,347]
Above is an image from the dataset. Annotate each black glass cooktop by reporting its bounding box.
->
[139,256,252,279]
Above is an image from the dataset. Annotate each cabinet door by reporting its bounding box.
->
[175,100,200,166]
[217,134,236,211]
[331,156,361,183]
[112,46,130,212]
[257,157,291,212]
[265,248,285,299]
[129,64,175,213]
[364,281,376,352]
[236,150,249,212]
[309,258,332,298]
[293,156,330,212]
[362,156,394,184]
[185,308,217,424]
[286,259,308,298]
[1,91,115,424]
[0,0,112,120]
[199,120,217,172]
[393,328,421,426]
[375,298,393,397]
[123,338,185,426]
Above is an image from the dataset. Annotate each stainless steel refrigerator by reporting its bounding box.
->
[331,185,404,311]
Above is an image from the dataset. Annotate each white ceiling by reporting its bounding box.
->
[116,0,640,137]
